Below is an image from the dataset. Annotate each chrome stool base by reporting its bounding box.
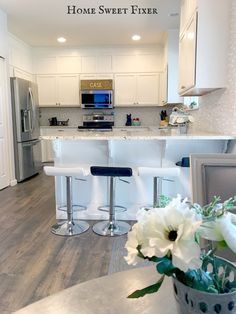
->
[92,221,131,237]
[59,204,87,212]
[98,205,127,213]
[51,220,89,236]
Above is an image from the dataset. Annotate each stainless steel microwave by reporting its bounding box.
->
[81,90,113,109]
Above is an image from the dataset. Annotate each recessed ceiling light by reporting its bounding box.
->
[132,35,141,41]
[57,37,67,43]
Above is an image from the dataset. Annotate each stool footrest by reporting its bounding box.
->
[51,220,89,236]
[58,204,87,212]
[98,205,127,213]
[92,221,131,236]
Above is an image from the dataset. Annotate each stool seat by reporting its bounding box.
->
[138,166,180,177]
[90,166,132,177]
[44,166,86,177]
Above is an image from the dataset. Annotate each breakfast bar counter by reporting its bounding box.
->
[41,127,236,140]
[41,128,236,220]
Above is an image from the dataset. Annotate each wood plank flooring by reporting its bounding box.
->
[0,172,128,313]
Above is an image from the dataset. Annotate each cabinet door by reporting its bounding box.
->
[136,74,159,106]
[57,56,81,73]
[179,14,197,94]
[81,56,97,73]
[159,68,168,105]
[37,75,57,107]
[180,0,197,36]
[57,75,79,106]
[96,56,112,73]
[114,74,136,106]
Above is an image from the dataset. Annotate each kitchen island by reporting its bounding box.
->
[41,127,236,220]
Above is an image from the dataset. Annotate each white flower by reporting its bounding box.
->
[200,212,236,253]
[125,195,202,272]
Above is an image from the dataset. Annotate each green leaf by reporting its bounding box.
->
[217,240,227,249]
[127,275,165,299]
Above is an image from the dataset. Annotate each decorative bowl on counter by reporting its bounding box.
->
[48,119,69,126]
[57,119,69,126]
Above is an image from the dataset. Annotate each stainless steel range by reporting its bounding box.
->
[78,113,114,131]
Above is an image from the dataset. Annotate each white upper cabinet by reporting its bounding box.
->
[136,74,159,106]
[113,54,161,73]
[162,30,183,104]
[180,0,197,36]
[34,57,57,74]
[34,56,81,74]
[115,73,159,107]
[179,14,197,94]
[115,74,136,106]
[37,75,57,106]
[81,56,112,73]
[37,75,79,107]
[179,0,230,96]
[57,75,80,106]
[57,56,81,73]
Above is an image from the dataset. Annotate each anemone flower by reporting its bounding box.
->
[125,195,202,272]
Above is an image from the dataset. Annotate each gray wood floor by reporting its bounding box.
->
[0,172,129,313]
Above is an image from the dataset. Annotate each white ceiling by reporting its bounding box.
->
[0,0,180,47]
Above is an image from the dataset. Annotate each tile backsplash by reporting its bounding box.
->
[39,107,172,127]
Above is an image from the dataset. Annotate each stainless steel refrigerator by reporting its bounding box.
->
[11,77,42,182]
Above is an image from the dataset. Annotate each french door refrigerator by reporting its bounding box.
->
[11,77,42,182]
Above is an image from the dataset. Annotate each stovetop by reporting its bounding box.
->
[77,126,112,132]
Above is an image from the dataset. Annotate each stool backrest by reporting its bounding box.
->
[55,140,109,167]
[109,140,166,167]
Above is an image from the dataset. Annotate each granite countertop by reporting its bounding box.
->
[40,127,236,140]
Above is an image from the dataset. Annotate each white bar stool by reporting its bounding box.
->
[44,166,90,236]
[108,140,180,208]
[138,164,180,207]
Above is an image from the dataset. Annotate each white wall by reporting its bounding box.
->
[0,10,16,187]
[8,34,33,80]
[191,0,236,135]
[0,9,8,58]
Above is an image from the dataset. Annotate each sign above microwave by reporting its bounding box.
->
[80,79,113,90]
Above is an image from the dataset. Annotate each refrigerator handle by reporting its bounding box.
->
[28,109,32,132]
[22,139,40,147]
[23,110,29,132]
[29,88,35,131]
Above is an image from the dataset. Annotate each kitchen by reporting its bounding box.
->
[0,0,236,313]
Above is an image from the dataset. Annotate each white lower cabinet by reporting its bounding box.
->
[37,75,80,107]
[41,139,54,163]
[115,73,160,107]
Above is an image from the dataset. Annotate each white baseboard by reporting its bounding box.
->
[10,179,17,186]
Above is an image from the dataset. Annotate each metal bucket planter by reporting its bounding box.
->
[172,257,236,314]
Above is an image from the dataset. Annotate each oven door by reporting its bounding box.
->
[81,90,113,109]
